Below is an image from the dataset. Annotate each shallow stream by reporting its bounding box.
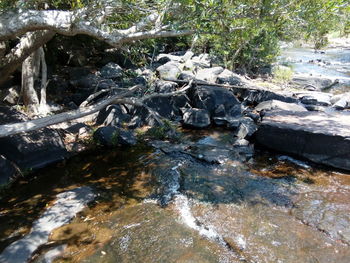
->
[1,130,349,263]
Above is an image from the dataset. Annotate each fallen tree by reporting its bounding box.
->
[0,80,194,138]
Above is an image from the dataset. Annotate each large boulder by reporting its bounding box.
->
[255,110,350,170]
[182,108,211,128]
[0,107,68,171]
[190,86,241,116]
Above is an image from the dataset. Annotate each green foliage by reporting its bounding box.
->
[272,65,294,83]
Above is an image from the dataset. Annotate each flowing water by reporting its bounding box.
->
[280,45,350,92]
[1,130,350,263]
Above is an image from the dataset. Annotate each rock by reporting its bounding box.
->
[331,93,350,110]
[255,100,307,112]
[154,80,178,93]
[100,62,123,79]
[0,187,95,263]
[195,67,224,83]
[216,69,244,85]
[299,92,332,106]
[191,54,211,68]
[235,117,257,139]
[255,110,350,170]
[0,129,68,171]
[156,61,181,80]
[303,105,328,112]
[182,51,194,62]
[0,107,68,171]
[190,86,241,116]
[236,88,297,105]
[156,53,183,64]
[70,74,115,90]
[93,126,136,147]
[291,76,336,91]
[95,104,130,127]
[3,86,20,105]
[178,71,195,81]
[182,108,211,128]
[0,155,17,185]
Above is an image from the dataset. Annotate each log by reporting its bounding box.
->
[0,85,142,138]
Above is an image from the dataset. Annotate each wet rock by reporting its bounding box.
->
[303,104,328,112]
[191,86,240,116]
[255,100,307,112]
[195,67,224,83]
[95,104,130,126]
[100,62,123,79]
[0,155,17,186]
[156,61,181,80]
[182,108,211,129]
[93,126,136,147]
[0,187,95,263]
[154,80,178,93]
[256,110,350,170]
[235,117,257,139]
[216,69,244,86]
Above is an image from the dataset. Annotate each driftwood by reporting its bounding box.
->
[0,80,194,138]
[0,85,142,138]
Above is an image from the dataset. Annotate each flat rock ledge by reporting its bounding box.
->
[255,110,350,171]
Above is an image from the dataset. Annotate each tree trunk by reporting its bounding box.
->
[21,50,40,114]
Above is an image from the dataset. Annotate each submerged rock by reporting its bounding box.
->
[0,187,95,263]
[256,110,350,170]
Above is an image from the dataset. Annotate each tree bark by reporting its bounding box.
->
[0,30,55,86]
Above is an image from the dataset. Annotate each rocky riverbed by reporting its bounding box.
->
[1,44,350,262]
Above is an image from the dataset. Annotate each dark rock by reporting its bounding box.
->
[255,100,307,112]
[216,69,244,85]
[70,74,115,90]
[303,105,327,112]
[156,62,181,80]
[178,71,195,81]
[255,110,350,171]
[100,62,123,79]
[94,126,136,147]
[182,108,211,128]
[0,155,17,185]
[0,107,68,171]
[190,86,240,116]
[154,80,178,93]
[234,88,297,105]
[235,117,257,139]
[95,104,130,126]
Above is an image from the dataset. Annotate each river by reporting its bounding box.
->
[279,43,350,93]
[0,129,350,263]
